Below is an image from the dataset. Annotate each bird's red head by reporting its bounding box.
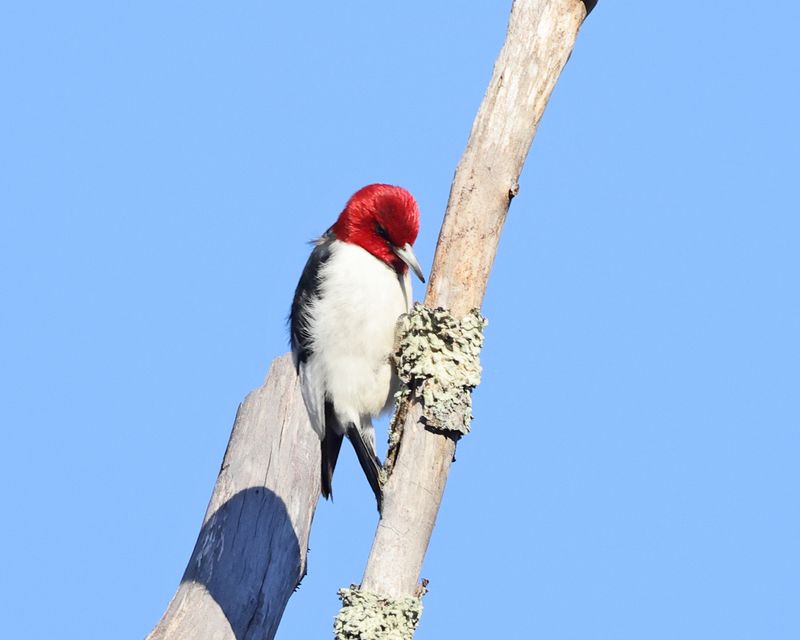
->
[332,184,424,281]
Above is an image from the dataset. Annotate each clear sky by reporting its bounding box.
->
[1,2,798,638]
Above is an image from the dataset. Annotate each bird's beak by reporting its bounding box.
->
[393,243,426,283]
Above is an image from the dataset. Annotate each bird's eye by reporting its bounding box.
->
[375,223,391,242]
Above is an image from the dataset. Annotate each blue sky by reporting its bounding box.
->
[1,2,798,638]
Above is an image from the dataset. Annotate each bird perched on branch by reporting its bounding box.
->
[290,184,425,511]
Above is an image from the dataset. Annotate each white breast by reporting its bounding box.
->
[306,240,412,430]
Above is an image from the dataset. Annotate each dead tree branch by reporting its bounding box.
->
[147,355,320,640]
[358,0,593,601]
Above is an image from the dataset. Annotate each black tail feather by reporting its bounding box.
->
[346,424,383,513]
[321,402,344,500]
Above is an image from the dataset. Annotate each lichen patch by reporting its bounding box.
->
[393,303,487,436]
[334,586,424,640]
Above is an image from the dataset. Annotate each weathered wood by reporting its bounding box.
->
[147,354,320,640]
[359,0,591,598]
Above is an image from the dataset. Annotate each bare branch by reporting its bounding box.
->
[147,355,320,640]
[359,0,591,600]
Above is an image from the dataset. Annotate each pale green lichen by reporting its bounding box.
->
[382,384,410,477]
[334,586,424,640]
[393,303,487,436]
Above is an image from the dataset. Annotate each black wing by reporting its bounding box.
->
[289,229,335,369]
[290,230,342,496]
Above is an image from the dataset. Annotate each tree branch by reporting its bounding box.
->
[358,0,592,600]
[147,355,320,640]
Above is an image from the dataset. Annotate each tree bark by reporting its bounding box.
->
[147,354,320,640]
[359,0,592,598]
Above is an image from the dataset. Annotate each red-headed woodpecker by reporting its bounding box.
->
[290,184,425,511]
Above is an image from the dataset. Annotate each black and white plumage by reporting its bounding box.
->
[289,184,424,511]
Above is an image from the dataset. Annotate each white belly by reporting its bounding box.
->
[307,240,412,429]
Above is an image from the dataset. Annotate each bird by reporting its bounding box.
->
[290,184,425,511]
